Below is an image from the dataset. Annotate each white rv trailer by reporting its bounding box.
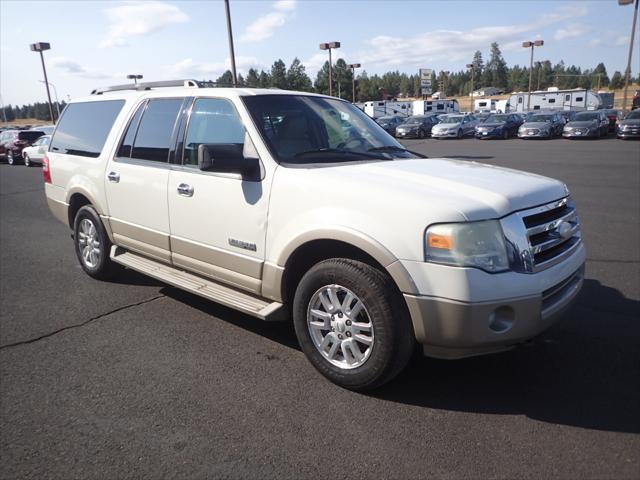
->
[412,99,460,115]
[507,88,603,112]
[363,101,413,119]
[474,98,497,112]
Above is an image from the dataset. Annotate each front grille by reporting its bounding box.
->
[542,265,584,314]
[522,198,581,272]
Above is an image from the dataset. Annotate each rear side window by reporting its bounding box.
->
[130,99,182,162]
[117,102,146,158]
[18,131,44,142]
[50,100,124,157]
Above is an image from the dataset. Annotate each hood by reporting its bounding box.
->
[566,120,597,128]
[303,158,567,220]
[479,122,506,128]
[434,122,461,129]
[397,124,420,129]
[620,118,640,126]
[522,121,551,129]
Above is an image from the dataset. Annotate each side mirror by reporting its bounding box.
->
[197,143,260,179]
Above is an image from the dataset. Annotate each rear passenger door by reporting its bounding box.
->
[167,97,270,295]
[105,97,185,263]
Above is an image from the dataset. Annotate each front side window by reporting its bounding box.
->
[243,95,417,165]
[183,98,246,166]
[50,100,125,157]
[131,98,182,162]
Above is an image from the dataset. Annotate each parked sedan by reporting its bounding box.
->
[0,129,45,165]
[617,110,640,139]
[475,113,522,140]
[563,111,609,139]
[517,112,564,139]
[431,114,478,139]
[375,116,404,136]
[600,109,622,132]
[21,134,51,166]
[395,115,438,139]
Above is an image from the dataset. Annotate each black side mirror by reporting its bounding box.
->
[197,143,260,179]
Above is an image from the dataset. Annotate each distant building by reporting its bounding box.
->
[470,87,504,97]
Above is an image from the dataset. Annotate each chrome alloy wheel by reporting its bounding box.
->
[77,218,101,269]
[307,284,374,369]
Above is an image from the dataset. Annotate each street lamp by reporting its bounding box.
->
[39,80,61,119]
[348,63,361,102]
[224,0,238,87]
[466,63,475,111]
[127,74,143,84]
[522,40,544,111]
[30,42,55,122]
[319,41,340,97]
[619,0,639,111]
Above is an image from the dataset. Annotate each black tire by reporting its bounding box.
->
[457,129,463,139]
[7,150,16,165]
[23,154,31,167]
[418,129,425,139]
[292,258,415,391]
[502,129,509,140]
[73,205,121,280]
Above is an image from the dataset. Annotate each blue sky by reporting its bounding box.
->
[1,0,637,106]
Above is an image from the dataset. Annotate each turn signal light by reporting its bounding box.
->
[427,232,454,250]
[42,155,52,184]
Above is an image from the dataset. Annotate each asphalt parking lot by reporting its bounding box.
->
[1,137,639,479]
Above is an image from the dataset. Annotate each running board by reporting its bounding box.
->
[110,247,284,321]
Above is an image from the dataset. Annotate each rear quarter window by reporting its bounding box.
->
[50,100,125,157]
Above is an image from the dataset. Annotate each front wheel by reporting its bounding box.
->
[457,129,463,139]
[502,129,509,140]
[73,206,121,280]
[23,154,31,167]
[7,151,15,165]
[292,259,414,391]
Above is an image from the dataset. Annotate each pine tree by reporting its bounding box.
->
[245,68,259,88]
[258,70,271,88]
[610,71,623,90]
[270,59,287,89]
[215,70,234,86]
[286,58,312,92]
[486,42,508,90]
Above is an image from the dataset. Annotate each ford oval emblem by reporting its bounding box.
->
[557,221,573,239]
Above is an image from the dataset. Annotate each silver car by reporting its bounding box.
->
[563,111,609,139]
[431,114,479,139]
[21,134,51,166]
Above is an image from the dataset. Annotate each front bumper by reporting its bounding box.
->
[562,129,597,138]
[431,130,459,138]
[518,130,550,138]
[401,243,586,359]
[396,130,420,138]
[475,129,502,139]
[617,128,640,138]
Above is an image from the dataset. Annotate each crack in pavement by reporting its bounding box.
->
[0,188,45,197]
[0,294,165,350]
[587,258,640,264]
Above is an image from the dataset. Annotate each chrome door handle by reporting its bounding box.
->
[107,171,120,183]
[177,183,194,197]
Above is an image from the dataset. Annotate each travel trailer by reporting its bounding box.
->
[363,101,413,119]
[507,88,604,112]
[412,99,460,115]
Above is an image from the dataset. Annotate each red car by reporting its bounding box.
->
[0,130,45,165]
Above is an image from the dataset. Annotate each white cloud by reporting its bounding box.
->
[50,57,113,79]
[166,56,261,79]
[554,23,590,41]
[100,1,189,48]
[240,0,296,43]
[615,35,630,46]
[357,5,588,69]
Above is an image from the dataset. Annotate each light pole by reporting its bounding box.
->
[466,63,475,111]
[536,61,542,90]
[127,74,143,84]
[348,63,361,102]
[39,80,61,119]
[319,42,340,97]
[30,42,55,122]
[619,0,639,111]
[224,0,238,87]
[522,39,544,111]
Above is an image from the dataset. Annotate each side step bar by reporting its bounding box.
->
[111,247,284,321]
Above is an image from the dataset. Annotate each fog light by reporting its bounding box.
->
[488,306,514,333]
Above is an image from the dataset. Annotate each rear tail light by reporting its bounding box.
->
[43,155,52,184]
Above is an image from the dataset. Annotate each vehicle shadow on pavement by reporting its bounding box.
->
[372,279,640,434]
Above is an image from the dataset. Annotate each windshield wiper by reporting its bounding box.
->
[368,145,427,158]
[294,148,385,160]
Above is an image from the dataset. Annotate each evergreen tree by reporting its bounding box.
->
[270,59,287,89]
[286,57,312,92]
[314,61,330,95]
[610,71,623,90]
[592,62,609,88]
[215,70,234,86]
[333,58,353,100]
[245,68,259,87]
[258,70,271,88]
[486,42,508,89]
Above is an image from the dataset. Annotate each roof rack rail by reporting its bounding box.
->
[90,79,232,95]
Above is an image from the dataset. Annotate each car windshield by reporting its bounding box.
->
[242,95,418,164]
[403,116,425,125]
[528,115,553,122]
[377,116,396,124]
[486,115,508,123]
[17,131,44,142]
[626,110,640,119]
[574,112,599,121]
[441,116,463,123]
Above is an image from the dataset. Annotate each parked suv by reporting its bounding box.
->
[44,80,585,390]
[0,129,45,164]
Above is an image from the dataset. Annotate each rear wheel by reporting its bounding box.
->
[457,129,463,139]
[73,206,121,280]
[292,259,414,391]
[23,154,31,167]
[7,151,15,165]
[502,129,509,140]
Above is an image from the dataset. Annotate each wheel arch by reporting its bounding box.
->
[66,189,113,241]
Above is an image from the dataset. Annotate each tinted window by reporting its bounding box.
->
[50,100,124,157]
[131,99,182,162]
[548,98,556,104]
[183,98,245,166]
[117,102,146,158]
[18,131,44,142]
[576,97,583,102]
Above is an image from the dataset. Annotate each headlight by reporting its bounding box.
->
[425,220,509,272]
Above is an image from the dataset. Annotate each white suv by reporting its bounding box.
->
[44,80,586,390]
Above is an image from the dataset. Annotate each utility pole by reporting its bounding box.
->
[30,42,55,122]
[319,42,341,97]
[224,0,238,87]
[466,63,475,111]
[523,40,544,111]
[348,63,361,103]
[620,0,639,111]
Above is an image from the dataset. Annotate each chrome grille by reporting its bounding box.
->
[522,197,581,272]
